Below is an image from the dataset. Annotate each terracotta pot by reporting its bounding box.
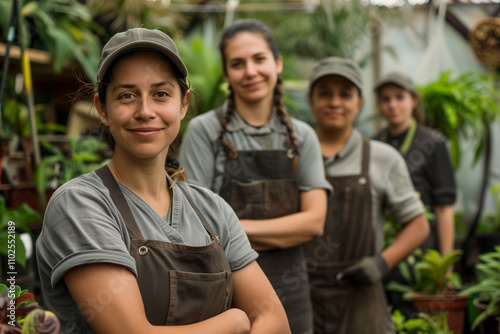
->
[473,299,500,334]
[410,291,470,334]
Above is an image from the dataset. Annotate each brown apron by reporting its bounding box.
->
[96,166,233,326]
[217,111,311,334]
[303,139,394,334]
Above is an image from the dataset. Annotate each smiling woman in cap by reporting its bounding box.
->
[36,27,289,334]
[303,57,430,334]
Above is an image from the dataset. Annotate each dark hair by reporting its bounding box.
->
[73,51,190,182]
[410,92,425,125]
[217,19,299,160]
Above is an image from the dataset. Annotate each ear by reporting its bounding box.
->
[357,96,364,115]
[180,90,191,120]
[94,94,108,126]
[276,55,283,75]
[412,94,419,109]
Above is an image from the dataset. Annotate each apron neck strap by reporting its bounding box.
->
[379,118,416,156]
[361,138,370,176]
[95,165,144,240]
[177,182,221,243]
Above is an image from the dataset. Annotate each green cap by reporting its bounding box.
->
[309,57,363,93]
[374,71,416,95]
[96,28,188,84]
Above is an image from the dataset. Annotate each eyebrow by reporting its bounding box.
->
[229,52,267,62]
[112,81,176,92]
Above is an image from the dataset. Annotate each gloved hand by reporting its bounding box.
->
[339,255,389,285]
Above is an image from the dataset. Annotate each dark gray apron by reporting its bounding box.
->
[216,110,311,334]
[96,166,233,326]
[303,139,394,334]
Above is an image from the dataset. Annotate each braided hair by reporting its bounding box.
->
[218,19,299,161]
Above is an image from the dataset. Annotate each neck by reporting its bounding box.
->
[108,153,169,198]
[316,125,353,157]
[234,95,274,127]
[388,118,413,136]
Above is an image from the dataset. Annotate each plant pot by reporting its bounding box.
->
[409,291,470,334]
[473,299,500,334]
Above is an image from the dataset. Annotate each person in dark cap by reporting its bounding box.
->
[303,57,430,334]
[36,27,290,334]
[373,71,456,256]
[373,71,457,317]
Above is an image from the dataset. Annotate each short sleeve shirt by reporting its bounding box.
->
[323,130,425,252]
[36,171,257,333]
[178,105,332,194]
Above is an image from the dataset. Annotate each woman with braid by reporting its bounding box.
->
[178,19,331,334]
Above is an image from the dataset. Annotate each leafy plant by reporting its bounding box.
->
[0,283,60,333]
[392,309,453,334]
[0,195,41,272]
[0,0,105,83]
[477,183,500,234]
[459,245,500,330]
[34,137,110,192]
[386,249,463,296]
[418,71,500,169]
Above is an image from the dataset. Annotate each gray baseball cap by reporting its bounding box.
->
[309,57,363,93]
[96,28,188,84]
[374,71,416,95]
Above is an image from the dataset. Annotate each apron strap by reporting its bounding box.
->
[177,182,222,244]
[361,138,370,177]
[95,165,144,240]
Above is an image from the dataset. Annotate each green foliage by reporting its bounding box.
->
[34,137,110,192]
[418,71,500,169]
[386,249,463,296]
[0,195,41,270]
[0,0,105,83]
[460,245,500,330]
[392,309,453,334]
[477,183,500,234]
[174,35,227,134]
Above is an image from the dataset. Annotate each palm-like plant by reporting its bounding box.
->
[459,246,500,330]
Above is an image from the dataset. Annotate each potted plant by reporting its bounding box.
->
[459,245,500,334]
[392,309,454,334]
[0,283,60,333]
[386,249,469,333]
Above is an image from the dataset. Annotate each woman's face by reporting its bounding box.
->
[95,51,190,161]
[377,84,417,129]
[309,75,363,132]
[223,32,283,105]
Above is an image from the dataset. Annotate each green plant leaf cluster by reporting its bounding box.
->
[459,245,500,329]
[386,249,463,296]
[175,35,227,134]
[392,309,453,334]
[34,137,110,192]
[0,0,105,83]
[418,71,500,169]
[0,195,40,270]
[477,183,500,234]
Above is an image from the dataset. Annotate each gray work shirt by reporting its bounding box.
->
[178,107,332,194]
[325,130,425,253]
[36,171,257,333]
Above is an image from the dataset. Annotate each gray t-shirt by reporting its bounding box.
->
[324,130,425,252]
[36,171,257,334]
[178,107,332,194]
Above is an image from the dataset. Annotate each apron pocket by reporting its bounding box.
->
[166,270,232,325]
[311,285,350,334]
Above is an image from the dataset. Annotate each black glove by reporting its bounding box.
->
[339,255,389,285]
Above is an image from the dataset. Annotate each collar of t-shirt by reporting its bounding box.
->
[222,107,288,136]
[385,127,410,150]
